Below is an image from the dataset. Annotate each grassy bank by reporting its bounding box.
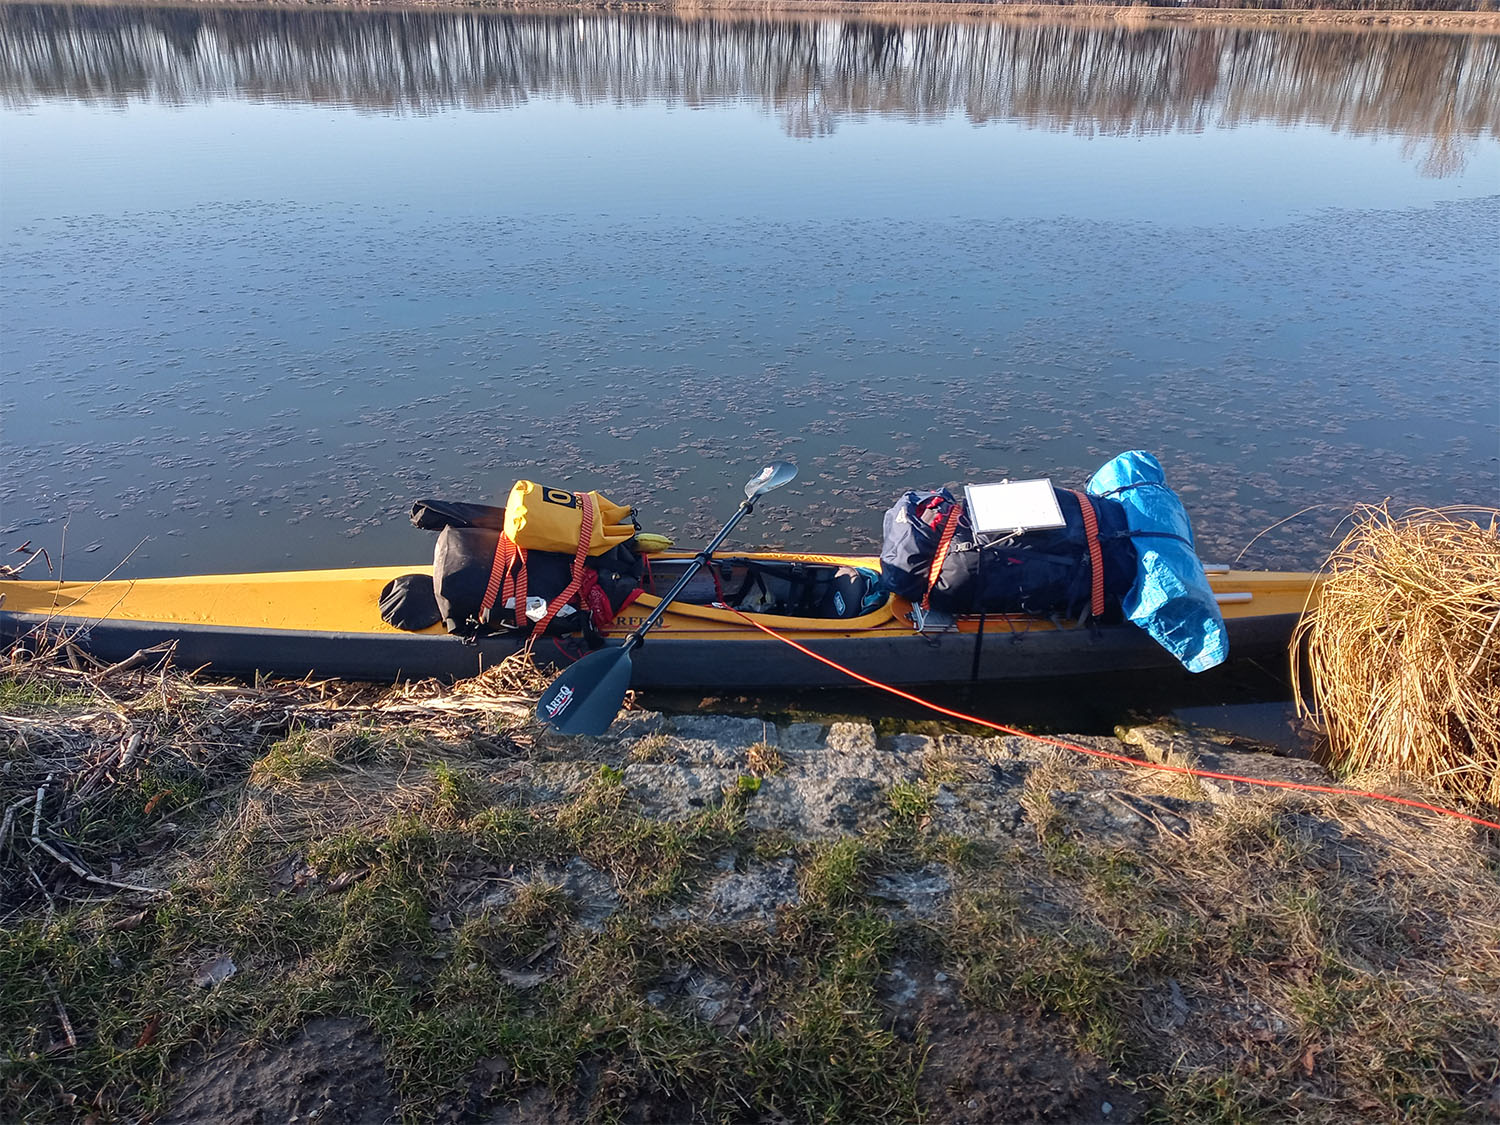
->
[11,0,1500,33]
[3,648,1498,1123]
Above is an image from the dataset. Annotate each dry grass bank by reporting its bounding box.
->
[4,639,1499,1122]
[1296,505,1500,808]
[10,0,1500,34]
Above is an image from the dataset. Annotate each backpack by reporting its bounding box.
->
[380,495,643,639]
[879,486,1136,622]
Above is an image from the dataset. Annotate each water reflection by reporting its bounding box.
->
[2,4,1495,173]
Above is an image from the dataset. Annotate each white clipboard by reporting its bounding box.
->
[964,478,1065,536]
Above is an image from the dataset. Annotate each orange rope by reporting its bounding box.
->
[728,608,1500,833]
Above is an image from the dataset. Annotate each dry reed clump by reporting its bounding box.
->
[1294,505,1500,807]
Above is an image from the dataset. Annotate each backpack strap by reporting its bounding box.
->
[478,533,517,626]
[506,545,527,630]
[922,501,965,612]
[531,491,595,637]
[1068,489,1105,621]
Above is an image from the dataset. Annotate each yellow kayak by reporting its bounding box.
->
[0,552,1319,687]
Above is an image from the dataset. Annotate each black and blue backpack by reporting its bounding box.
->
[879,486,1137,622]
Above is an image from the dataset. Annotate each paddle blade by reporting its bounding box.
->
[744,460,798,501]
[535,646,635,735]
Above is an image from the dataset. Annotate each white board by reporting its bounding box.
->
[964,478,1065,536]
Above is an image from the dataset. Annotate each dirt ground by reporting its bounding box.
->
[160,1018,398,1125]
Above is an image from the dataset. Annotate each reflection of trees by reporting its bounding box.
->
[1,4,1494,168]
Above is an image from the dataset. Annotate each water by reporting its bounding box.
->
[2,6,1497,582]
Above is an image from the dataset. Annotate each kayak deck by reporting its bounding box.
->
[0,553,1321,687]
[0,553,1317,638]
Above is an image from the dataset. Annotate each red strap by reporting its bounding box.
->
[1069,489,1105,621]
[477,532,516,625]
[531,492,595,637]
[922,501,964,612]
[509,546,527,630]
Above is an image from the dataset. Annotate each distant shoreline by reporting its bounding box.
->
[9,0,1500,34]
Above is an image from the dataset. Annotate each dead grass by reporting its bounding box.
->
[745,739,786,775]
[1017,748,1081,842]
[94,0,1500,34]
[945,789,1500,1119]
[1295,505,1500,807]
[0,636,542,919]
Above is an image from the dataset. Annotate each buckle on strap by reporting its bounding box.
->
[910,604,958,633]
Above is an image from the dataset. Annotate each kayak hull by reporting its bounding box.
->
[0,555,1317,688]
[0,610,1302,687]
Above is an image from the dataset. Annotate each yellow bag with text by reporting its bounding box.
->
[503,481,637,556]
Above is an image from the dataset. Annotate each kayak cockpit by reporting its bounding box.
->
[630,555,894,636]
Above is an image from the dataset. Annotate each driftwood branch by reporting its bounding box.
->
[96,643,176,683]
[118,731,144,771]
[0,541,53,579]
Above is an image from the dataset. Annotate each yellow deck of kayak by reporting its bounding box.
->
[1,552,1321,641]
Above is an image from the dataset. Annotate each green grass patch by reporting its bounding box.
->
[249,727,376,787]
[1147,1073,1270,1125]
[965,929,1130,1059]
[885,780,933,824]
[0,675,88,710]
[798,838,873,912]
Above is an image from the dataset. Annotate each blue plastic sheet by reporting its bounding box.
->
[1087,451,1228,673]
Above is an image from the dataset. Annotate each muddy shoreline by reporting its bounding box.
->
[5,0,1500,34]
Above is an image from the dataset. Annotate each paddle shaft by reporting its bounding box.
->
[536,459,795,735]
[619,498,757,654]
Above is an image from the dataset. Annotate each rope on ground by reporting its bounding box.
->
[727,608,1500,834]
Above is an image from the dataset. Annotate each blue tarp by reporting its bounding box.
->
[1087,451,1228,673]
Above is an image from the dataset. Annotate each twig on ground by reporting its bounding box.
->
[118,731,144,771]
[0,795,37,854]
[96,643,175,684]
[28,784,169,899]
[40,971,76,1054]
[27,863,57,927]
[63,641,105,672]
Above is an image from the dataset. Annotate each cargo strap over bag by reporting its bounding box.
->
[478,491,597,636]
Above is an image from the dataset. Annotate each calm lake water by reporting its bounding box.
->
[3,5,1498,581]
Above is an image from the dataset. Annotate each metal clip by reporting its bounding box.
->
[910,605,957,634]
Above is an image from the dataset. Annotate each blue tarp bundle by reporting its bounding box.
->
[1087,451,1228,673]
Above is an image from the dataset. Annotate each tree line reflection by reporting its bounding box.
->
[1,4,1493,173]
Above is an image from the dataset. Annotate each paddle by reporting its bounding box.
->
[535,461,799,735]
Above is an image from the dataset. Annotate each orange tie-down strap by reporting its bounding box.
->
[531,491,595,637]
[1067,489,1105,621]
[478,530,517,626]
[922,501,965,612]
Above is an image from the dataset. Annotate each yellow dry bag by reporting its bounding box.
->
[503,481,636,557]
